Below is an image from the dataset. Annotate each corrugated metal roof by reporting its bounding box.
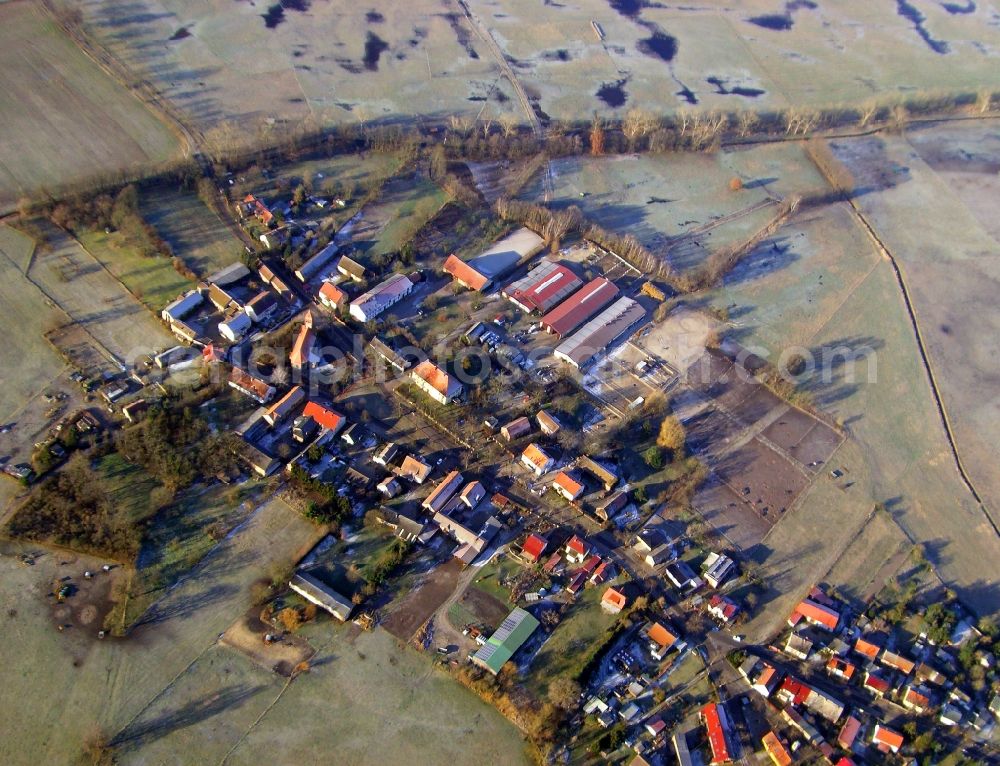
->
[472,607,540,674]
[554,297,645,367]
[540,277,620,337]
[503,260,583,313]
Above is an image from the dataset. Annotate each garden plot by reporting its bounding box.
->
[0,2,179,209]
[140,187,244,279]
[0,226,65,422]
[27,222,175,364]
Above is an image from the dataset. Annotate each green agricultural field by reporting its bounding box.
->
[0,225,65,422]
[76,229,193,313]
[0,2,180,210]
[139,187,245,278]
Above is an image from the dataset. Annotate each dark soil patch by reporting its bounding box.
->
[638,30,677,62]
[363,31,390,70]
[706,76,765,98]
[748,13,792,30]
[596,79,628,108]
[366,10,385,23]
[460,586,510,630]
[382,558,463,641]
[169,26,190,41]
[262,4,285,28]
[676,84,697,105]
[609,0,645,18]
[442,12,480,60]
[941,1,975,13]
[542,49,572,62]
[896,0,949,53]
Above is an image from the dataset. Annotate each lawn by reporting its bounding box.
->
[468,553,524,605]
[139,187,245,278]
[76,228,193,312]
[0,2,179,209]
[305,525,399,600]
[0,225,64,421]
[524,581,623,698]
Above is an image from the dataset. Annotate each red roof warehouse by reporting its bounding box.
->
[503,260,583,313]
[540,277,620,338]
[700,702,732,764]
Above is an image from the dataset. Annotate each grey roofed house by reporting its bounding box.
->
[289,572,354,621]
[595,490,628,522]
[373,442,399,466]
[633,528,665,553]
[664,560,699,590]
[644,543,673,567]
[367,337,410,372]
[294,242,339,282]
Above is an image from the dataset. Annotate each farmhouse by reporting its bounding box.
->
[410,360,463,404]
[471,608,540,675]
[378,477,402,497]
[302,401,345,434]
[289,572,353,621]
[789,597,841,631]
[264,385,305,426]
[162,290,204,324]
[444,227,544,291]
[209,283,240,312]
[245,290,279,323]
[540,277,620,338]
[552,471,584,501]
[318,281,347,312]
[536,410,561,435]
[238,194,273,225]
[577,456,618,491]
[294,242,339,282]
[219,311,252,342]
[396,455,432,484]
[503,259,583,313]
[554,297,645,369]
[289,323,317,369]
[238,441,280,477]
[367,338,410,373]
[228,367,275,404]
[349,273,413,322]
[500,416,531,441]
[208,262,251,287]
[422,470,464,513]
[121,399,147,423]
[521,443,554,476]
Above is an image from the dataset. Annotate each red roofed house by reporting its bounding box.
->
[793,598,841,631]
[521,533,548,564]
[707,593,740,623]
[443,254,490,291]
[542,552,562,574]
[500,416,532,441]
[552,471,585,502]
[836,759,857,766]
[837,715,862,750]
[540,277,620,338]
[590,559,614,584]
[761,731,792,766]
[645,717,666,739]
[410,360,463,405]
[264,385,305,426]
[601,587,628,614]
[646,622,679,660]
[290,323,317,369]
[521,443,554,476]
[863,671,891,697]
[564,535,590,564]
[318,281,347,312]
[700,702,732,764]
[228,367,276,404]
[902,685,931,713]
[503,260,583,313]
[302,401,346,434]
[872,724,904,754]
[567,570,587,596]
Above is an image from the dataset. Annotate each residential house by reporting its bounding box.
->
[739,658,780,698]
[702,552,737,589]
[789,597,840,631]
[536,410,561,435]
[264,386,305,426]
[863,671,891,698]
[700,702,733,765]
[410,360,463,405]
[564,535,590,564]
[302,401,345,433]
[336,255,366,282]
[228,367,276,404]
[644,543,673,568]
[595,490,628,522]
[500,416,532,441]
[521,443,554,476]
[377,477,402,498]
[396,455,432,484]
[366,338,410,373]
[291,415,318,443]
[521,533,548,564]
[707,594,740,624]
[646,622,679,660]
[318,281,347,312]
[872,724,904,754]
[373,442,398,466]
[245,291,279,323]
[826,657,857,682]
[902,685,931,713]
[915,661,946,686]
[590,560,615,584]
[645,717,666,739]
[602,587,628,615]
[339,422,364,446]
[881,650,916,676]
[837,716,862,750]
[422,471,464,514]
[460,480,486,508]
[577,456,618,491]
[761,732,792,766]
[633,529,664,554]
[665,560,700,591]
[785,632,814,660]
[854,635,882,662]
[552,471,585,502]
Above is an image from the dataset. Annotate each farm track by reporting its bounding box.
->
[843,193,1000,539]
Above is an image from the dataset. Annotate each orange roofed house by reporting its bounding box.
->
[602,587,628,614]
[521,443,554,476]
[552,471,585,502]
[318,281,347,312]
[290,323,318,369]
[410,360,463,405]
[646,622,680,660]
[761,731,792,766]
[872,724,904,754]
[789,597,841,631]
[302,401,346,434]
